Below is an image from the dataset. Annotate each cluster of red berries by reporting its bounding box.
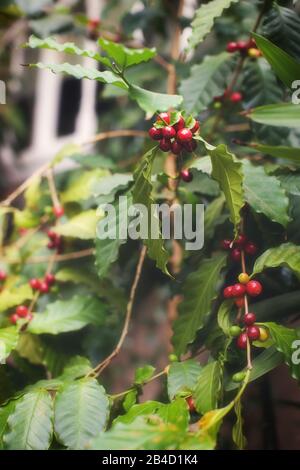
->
[221,234,257,262]
[231,313,268,350]
[226,38,262,58]
[47,230,63,251]
[10,305,32,325]
[224,273,262,306]
[29,273,56,294]
[148,112,200,155]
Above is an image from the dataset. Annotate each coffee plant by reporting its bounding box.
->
[0,0,300,451]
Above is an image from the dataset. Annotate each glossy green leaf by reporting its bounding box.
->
[0,401,15,450]
[99,37,156,68]
[172,253,227,356]
[187,0,239,51]
[93,173,132,198]
[252,243,300,278]
[54,210,98,240]
[194,361,221,414]
[54,378,109,450]
[243,161,290,227]
[217,301,233,336]
[4,390,53,450]
[247,143,300,163]
[0,284,33,313]
[246,103,300,128]
[129,85,183,114]
[167,359,202,400]
[0,327,19,363]
[134,365,155,385]
[61,169,110,203]
[28,296,106,334]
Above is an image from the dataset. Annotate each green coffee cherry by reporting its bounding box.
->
[232,371,246,383]
[168,354,178,363]
[229,325,242,337]
[44,205,53,216]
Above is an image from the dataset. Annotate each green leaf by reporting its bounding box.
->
[277,172,300,196]
[4,390,53,450]
[55,267,99,290]
[252,243,300,279]
[0,401,15,449]
[0,327,19,363]
[61,169,110,203]
[167,359,202,400]
[199,140,244,234]
[24,175,42,210]
[232,400,246,450]
[93,173,132,198]
[28,296,106,334]
[179,53,233,113]
[262,5,300,60]
[95,194,131,278]
[187,0,239,51]
[58,356,93,381]
[51,143,82,166]
[243,161,290,227]
[194,361,221,414]
[26,35,110,67]
[246,103,300,128]
[54,210,98,240]
[247,143,300,163]
[30,62,128,89]
[0,284,33,312]
[172,253,227,356]
[263,322,300,380]
[54,378,109,450]
[253,33,300,88]
[132,148,170,276]
[134,365,155,385]
[217,301,232,336]
[129,85,183,115]
[99,37,156,68]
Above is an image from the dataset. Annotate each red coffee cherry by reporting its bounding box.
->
[29,278,41,291]
[236,40,248,51]
[171,141,182,155]
[157,112,170,125]
[243,312,256,326]
[174,115,185,131]
[237,332,248,350]
[231,248,241,262]
[186,396,196,413]
[180,169,193,183]
[149,127,162,140]
[183,139,197,152]
[234,234,247,247]
[16,305,29,318]
[190,121,200,134]
[246,325,260,341]
[10,313,19,325]
[223,286,234,298]
[162,126,176,139]
[222,239,232,250]
[45,273,56,286]
[245,241,258,255]
[246,280,262,297]
[39,282,50,294]
[0,270,6,281]
[232,283,246,297]
[247,38,256,49]
[226,42,238,53]
[159,138,171,152]
[53,206,64,218]
[230,92,243,103]
[177,128,193,143]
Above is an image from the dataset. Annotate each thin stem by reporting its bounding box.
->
[109,369,167,400]
[6,248,94,265]
[47,169,60,208]
[246,336,252,370]
[87,245,147,378]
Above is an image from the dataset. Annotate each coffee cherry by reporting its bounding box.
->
[47,230,57,240]
[231,248,241,262]
[246,280,262,297]
[186,396,196,413]
[159,138,171,152]
[238,273,250,284]
[180,169,193,183]
[248,48,261,58]
[234,234,247,247]
[162,126,176,139]
[177,128,193,143]
[157,112,170,125]
[226,41,238,53]
[173,115,185,131]
[223,286,234,298]
[235,298,244,308]
[232,371,246,383]
[258,327,269,342]
[183,140,197,152]
[29,278,41,290]
[222,239,232,250]
[53,206,64,218]
[230,325,242,337]
[16,305,29,318]
[47,241,56,250]
[39,282,50,294]
[246,325,260,341]
[0,270,7,281]
[232,283,246,297]
[245,241,257,256]
[149,127,162,140]
[230,92,243,103]
[247,38,256,49]
[171,140,182,155]
[168,353,178,363]
[243,312,256,326]
[237,332,248,350]
[45,273,56,286]
[190,120,200,134]
[10,313,19,325]
[236,40,248,51]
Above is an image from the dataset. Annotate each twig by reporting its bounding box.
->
[6,248,94,265]
[87,245,147,378]
[46,168,60,208]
